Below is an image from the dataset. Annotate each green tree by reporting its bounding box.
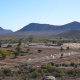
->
[17,39,22,46]
[0,41,2,48]
[28,36,37,43]
[52,40,56,44]
[66,46,69,50]
[61,53,63,58]
[28,36,33,43]
[16,46,21,53]
[70,62,75,67]
[7,45,12,48]
[2,68,11,76]
[57,42,62,46]
[0,49,8,59]
[13,51,19,58]
[60,47,63,51]
[38,49,42,53]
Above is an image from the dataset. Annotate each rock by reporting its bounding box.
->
[42,76,56,80]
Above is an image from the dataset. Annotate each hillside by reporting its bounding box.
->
[55,30,80,38]
[0,21,80,38]
[11,21,80,37]
[17,21,80,32]
[0,27,13,34]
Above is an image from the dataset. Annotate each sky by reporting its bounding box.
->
[0,0,80,31]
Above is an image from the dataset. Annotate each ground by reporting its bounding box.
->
[0,43,80,80]
[0,43,80,69]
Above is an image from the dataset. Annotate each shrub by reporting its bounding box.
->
[47,66,56,73]
[2,68,11,76]
[57,42,62,46]
[66,46,69,50]
[61,63,69,67]
[43,69,47,73]
[55,64,60,67]
[41,64,47,69]
[16,46,21,53]
[38,49,42,53]
[13,51,19,58]
[27,49,30,52]
[60,78,66,80]
[67,69,74,75]
[7,45,12,48]
[46,73,51,76]
[30,66,36,72]
[50,62,55,66]
[37,68,43,73]
[54,72,63,77]
[74,64,78,68]
[30,71,40,78]
[61,53,64,58]
[70,62,75,67]
[0,49,8,59]
[21,74,28,80]
[60,47,63,51]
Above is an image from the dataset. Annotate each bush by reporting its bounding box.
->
[21,74,28,80]
[30,71,40,78]
[55,64,60,67]
[54,72,63,77]
[61,53,64,58]
[60,47,63,51]
[47,66,56,73]
[37,68,43,73]
[41,64,47,69]
[2,68,11,76]
[60,78,66,80]
[30,66,36,72]
[13,51,19,58]
[66,46,69,50]
[46,73,51,76]
[50,62,55,66]
[16,46,21,53]
[0,49,8,59]
[38,49,42,53]
[67,69,80,76]
[43,69,47,73]
[57,42,63,46]
[7,45,12,48]
[74,64,78,68]
[61,63,69,67]
[27,49,30,52]
[70,62,75,67]
[67,69,74,75]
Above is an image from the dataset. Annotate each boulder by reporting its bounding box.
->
[42,76,56,80]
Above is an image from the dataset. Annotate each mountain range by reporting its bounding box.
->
[0,27,13,34]
[17,21,80,32]
[1,21,80,38]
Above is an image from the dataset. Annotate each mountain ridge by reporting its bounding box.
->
[17,21,80,32]
[0,26,13,34]
[0,21,80,37]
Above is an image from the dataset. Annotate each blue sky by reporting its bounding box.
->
[0,0,80,31]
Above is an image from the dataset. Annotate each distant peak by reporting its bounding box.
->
[29,23,39,24]
[29,23,50,25]
[0,27,3,29]
[72,21,80,23]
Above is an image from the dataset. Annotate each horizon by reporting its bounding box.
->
[0,0,80,31]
